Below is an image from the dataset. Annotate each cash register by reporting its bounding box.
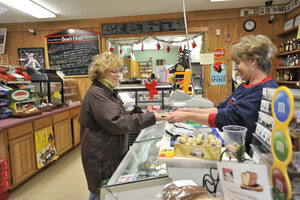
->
[169,90,214,109]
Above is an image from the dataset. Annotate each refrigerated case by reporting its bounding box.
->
[101,121,171,200]
[117,84,171,112]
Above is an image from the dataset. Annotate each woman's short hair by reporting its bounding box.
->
[231,35,277,74]
[88,52,123,81]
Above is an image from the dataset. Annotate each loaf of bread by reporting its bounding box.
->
[241,172,257,186]
[163,183,212,200]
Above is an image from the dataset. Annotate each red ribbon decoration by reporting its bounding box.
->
[145,80,158,100]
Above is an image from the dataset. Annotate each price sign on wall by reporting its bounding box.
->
[45,28,100,75]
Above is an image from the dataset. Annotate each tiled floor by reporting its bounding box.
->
[8,145,89,200]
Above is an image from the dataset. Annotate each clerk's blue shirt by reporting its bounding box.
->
[209,76,278,144]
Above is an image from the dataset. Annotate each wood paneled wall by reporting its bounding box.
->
[0,6,299,104]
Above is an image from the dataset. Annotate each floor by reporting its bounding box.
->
[8,145,90,200]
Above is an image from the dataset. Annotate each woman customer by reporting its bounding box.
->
[78,52,163,200]
[165,35,278,152]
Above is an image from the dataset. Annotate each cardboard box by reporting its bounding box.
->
[0,160,8,174]
[0,171,9,184]
[0,181,9,195]
[0,191,8,200]
[174,144,221,160]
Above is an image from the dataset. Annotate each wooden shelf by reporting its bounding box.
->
[274,66,300,70]
[275,49,300,57]
[276,81,300,84]
[276,26,299,37]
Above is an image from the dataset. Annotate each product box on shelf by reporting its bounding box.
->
[0,191,8,200]
[0,160,8,174]
[0,170,9,184]
[0,170,9,183]
[0,180,9,195]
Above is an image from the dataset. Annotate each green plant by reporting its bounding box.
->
[96,179,110,200]
[235,144,246,162]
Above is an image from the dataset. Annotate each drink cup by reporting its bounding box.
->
[222,125,247,148]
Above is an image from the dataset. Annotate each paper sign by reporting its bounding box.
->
[217,162,272,200]
[199,53,214,65]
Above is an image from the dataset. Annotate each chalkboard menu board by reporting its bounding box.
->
[46,29,100,75]
[102,19,185,35]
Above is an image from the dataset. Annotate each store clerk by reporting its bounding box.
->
[78,52,164,200]
[164,34,278,153]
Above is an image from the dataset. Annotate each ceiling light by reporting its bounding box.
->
[0,0,56,18]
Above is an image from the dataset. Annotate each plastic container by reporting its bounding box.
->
[222,125,247,147]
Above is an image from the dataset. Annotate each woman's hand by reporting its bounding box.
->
[154,112,164,121]
[164,111,189,123]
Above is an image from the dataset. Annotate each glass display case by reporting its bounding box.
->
[101,121,171,200]
[117,84,171,112]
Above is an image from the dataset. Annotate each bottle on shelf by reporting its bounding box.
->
[280,42,285,53]
[292,39,297,51]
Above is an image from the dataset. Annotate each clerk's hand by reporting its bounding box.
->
[164,111,189,123]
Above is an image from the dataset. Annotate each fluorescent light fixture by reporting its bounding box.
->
[0,0,56,18]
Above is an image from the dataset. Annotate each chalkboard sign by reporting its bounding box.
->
[102,19,185,35]
[46,29,100,75]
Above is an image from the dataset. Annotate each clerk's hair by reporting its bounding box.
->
[88,52,123,81]
[231,35,277,74]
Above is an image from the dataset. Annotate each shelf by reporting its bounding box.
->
[275,49,300,57]
[274,66,300,70]
[276,26,299,37]
[1,81,31,85]
[276,81,300,84]
[252,133,271,152]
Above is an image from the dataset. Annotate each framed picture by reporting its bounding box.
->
[284,18,294,31]
[18,47,45,68]
[294,14,300,27]
[0,28,7,54]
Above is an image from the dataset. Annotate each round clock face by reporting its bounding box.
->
[243,19,256,32]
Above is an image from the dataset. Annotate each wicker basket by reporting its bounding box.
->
[12,110,42,118]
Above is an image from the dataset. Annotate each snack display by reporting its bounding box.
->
[163,180,213,200]
[12,103,42,118]
[174,132,221,160]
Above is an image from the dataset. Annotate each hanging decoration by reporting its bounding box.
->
[131,45,134,55]
[192,39,197,48]
[142,42,144,51]
[179,45,183,53]
[156,42,161,50]
[119,48,123,55]
[167,45,171,53]
[105,32,205,53]
[109,46,114,53]
[225,34,232,43]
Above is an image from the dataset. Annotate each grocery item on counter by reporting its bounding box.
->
[0,106,14,119]
[166,123,198,138]
[12,103,42,117]
[163,180,213,200]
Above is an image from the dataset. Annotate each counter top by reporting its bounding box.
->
[117,83,171,90]
[0,104,81,131]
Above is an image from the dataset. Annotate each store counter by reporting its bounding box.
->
[0,104,81,131]
[101,121,250,199]
[0,104,81,189]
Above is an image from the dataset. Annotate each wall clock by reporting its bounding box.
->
[243,19,256,32]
